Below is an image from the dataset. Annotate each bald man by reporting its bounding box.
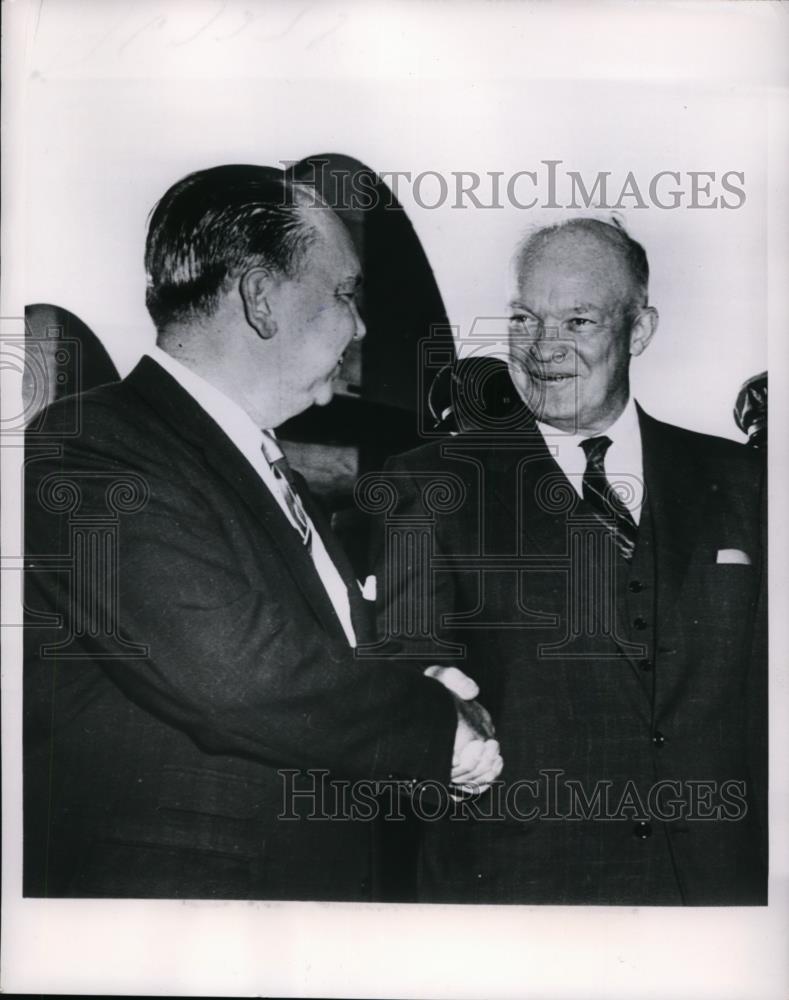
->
[375,218,767,905]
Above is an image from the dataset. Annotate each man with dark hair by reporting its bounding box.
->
[23,164,501,900]
[376,217,767,904]
[144,165,317,330]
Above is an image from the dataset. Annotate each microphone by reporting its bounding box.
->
[428,356,530,434]
[427,362,457,432]
[733,372,767,449]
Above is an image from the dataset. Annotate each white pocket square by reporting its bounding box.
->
[716,548,751,565]
[359,575,377,601]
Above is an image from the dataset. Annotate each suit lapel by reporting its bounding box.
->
[496,409,714,625]
[638,406,711,621]
[487,430,569,556]
[125,357,349,642]
[485,427,653,712]
[203,442,350,641]
[295,475,376,645]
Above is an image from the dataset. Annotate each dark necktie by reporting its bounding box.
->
[260,436,312,550]
[580,435,638,561]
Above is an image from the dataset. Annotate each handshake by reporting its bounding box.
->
[424,665,504,795]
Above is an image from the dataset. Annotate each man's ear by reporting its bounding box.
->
[629,306,658,358]
[240,267,277,339]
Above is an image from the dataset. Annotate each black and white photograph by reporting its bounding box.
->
[2,1,788,996]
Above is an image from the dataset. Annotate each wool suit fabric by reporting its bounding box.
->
[23,356,458,900]
[376,408,766,905]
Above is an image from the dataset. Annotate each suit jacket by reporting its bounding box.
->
[23,356,457,900]
[376,406,767,905]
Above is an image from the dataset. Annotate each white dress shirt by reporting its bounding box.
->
[537,396,645,523]
[146,346,357,646]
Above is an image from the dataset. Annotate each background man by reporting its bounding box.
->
[376,217,766,904]
[23,164,501,900]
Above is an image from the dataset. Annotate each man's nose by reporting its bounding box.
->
[527,322,566,363]
[351,302,366,341]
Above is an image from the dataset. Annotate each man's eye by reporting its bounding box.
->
[509,315,542,338]
[509,314,537,328]
[567,317,594,329]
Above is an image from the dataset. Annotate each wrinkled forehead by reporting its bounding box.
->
[516,230,636,309]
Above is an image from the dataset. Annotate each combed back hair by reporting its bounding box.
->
[514,216,650,316]
[145,164,319,331]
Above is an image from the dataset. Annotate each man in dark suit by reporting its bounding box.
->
[375,217,766,904]
[23,164,502,900]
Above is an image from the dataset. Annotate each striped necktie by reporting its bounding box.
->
[580,435,638,561]
[260,433,370,644]
[260,434,312,550]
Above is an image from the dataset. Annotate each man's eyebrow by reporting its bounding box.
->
[565,302,600,312]
[507,300,602,313]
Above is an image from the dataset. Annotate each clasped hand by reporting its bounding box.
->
[424,665,503,794]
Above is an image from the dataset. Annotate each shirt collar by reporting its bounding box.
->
[536,397,644,518]
[146,345,274,458]
[537,396,640,452]
[596,396,641,451]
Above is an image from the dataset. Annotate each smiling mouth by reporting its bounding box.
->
[529,371,577,383]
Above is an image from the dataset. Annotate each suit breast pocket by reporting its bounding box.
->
[690,564,757,626]
[699,562,754,585]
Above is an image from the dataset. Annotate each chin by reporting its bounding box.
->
[312,382,335,407]
[533,401,577,429]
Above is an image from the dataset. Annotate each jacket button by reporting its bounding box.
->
[652,731,666,748]
[639,658,652,671]
[633,821,652,839]
[633,617,648,630]
[628,580,644,593]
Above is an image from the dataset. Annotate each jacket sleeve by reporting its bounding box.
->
[24,434,457,785]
